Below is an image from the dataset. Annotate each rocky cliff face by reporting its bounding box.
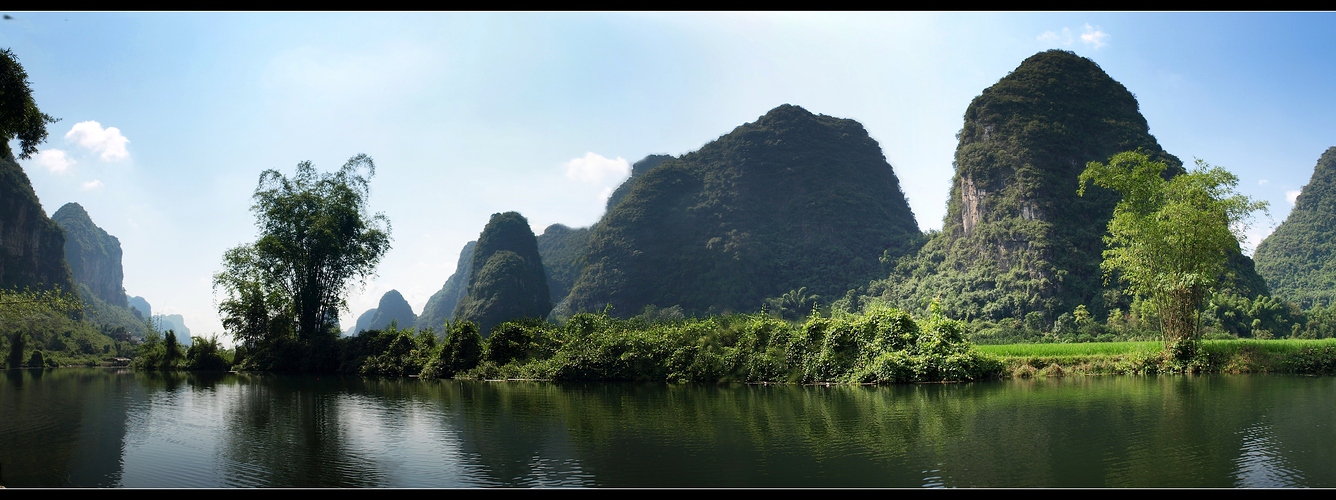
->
[0,154,75,293]
[53,203,128,308]
[561,104,921,318]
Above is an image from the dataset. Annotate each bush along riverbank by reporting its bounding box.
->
[340,305,1003,384]
[986,338,1336,377]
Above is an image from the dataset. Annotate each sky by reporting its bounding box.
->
[5,12,1336,343]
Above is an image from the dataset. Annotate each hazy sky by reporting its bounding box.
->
[5,12,1336,342]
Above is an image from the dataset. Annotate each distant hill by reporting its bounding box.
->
[0,154,75,294]
[366,289,416,331]
[153,314,192,346]
[347,308,378,337]
[454,212,551,336]
[128,295,151,321]
[415,240,476,332]
[872,50,1267,322]
[560,104,922,318]
[536,223,590,309]
[1254,147,1336,307]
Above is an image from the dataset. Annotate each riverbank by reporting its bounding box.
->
[983,339,1336,377]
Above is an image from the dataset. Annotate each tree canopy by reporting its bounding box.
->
[1079,150,1267,358]
[0,48,58,161]
[214,154,391,370]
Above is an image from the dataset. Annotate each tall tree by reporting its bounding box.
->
[1079,151,1267,359]
[213,154,391,370]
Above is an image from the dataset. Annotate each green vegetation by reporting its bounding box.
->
[988,338,1336,377]
[1080,151,1268,359]
[0,288,127,367]
[1254,147,1336,307]
[536,224,590,310]
[0,144,74,296]
[459,305,999,384]
[213,154,392,372]
[454,212,551,336]
[873,50,1201,324]
[562,104,921,319]
[0,48,58,162]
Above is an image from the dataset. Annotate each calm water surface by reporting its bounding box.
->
[2,369,1333,487]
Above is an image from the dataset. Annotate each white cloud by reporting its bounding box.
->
[1258,179,1270,185]
[1038,28,1074,46]
[1287,189,1302,205]
[33,149,74,174]
[1081,24,1110,49]
[564,152,630,184]
[65,121,130,161]
[80,179,104,191]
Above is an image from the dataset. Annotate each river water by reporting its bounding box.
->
[1,368,1332,487]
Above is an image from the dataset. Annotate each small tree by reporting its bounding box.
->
[213,154,391,371]
[1080,151,1267,360]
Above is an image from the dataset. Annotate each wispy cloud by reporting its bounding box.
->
[1037,28,1073,45]
[1038,25,1110,50]
[80,179,104,191]
[65,121,130,162]
[1287,189,1302,205]
[564,152,630,184]
[1259,179,1270,185]
[33,149,74,174]
[1081,24,1110,49]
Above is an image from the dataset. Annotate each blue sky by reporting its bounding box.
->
[5,12,1335,342]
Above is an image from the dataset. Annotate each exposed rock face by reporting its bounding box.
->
[53,203,128,308]
[561,104,921,318]
[1254,147,1336,307]
[366,289,416,331]
[454,212,551,336]
[128,296,151,320]
[414,240,476,332]
[0,154,75,293]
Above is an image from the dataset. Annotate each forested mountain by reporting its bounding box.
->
[415,240,476,332]
[559,104,921,319]
[454,212,551,336]
[535,223,590,308]
[870,49,1266,322]
[0,154,75,294]
[604,154,674,212]
[53,203,128,308]
[367,289,416,331]
[1254,147,1336,307]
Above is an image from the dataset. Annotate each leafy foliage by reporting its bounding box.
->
[563,104,921,319]
[1079,151,1268,358]
[0,48,58,161]
[1254,146,1336,307]
[214,154,391,371]
[535,224,590,312]
[454,212,550,336]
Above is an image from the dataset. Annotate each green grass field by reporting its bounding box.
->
[977,338,1336,358]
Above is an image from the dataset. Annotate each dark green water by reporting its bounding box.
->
[1,369,1333,487]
